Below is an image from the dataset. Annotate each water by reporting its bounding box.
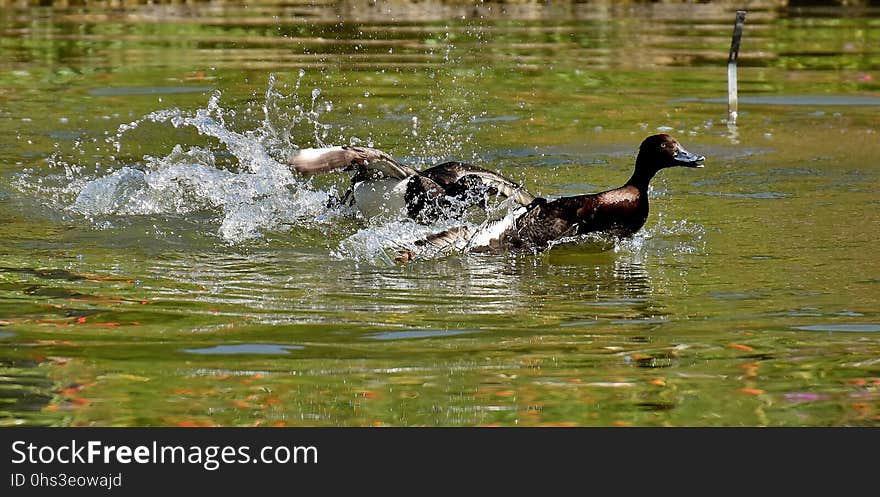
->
[1,1,878,427]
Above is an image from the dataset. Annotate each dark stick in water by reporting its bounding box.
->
[728,10,747,124]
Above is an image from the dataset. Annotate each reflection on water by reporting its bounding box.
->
[0,356,54,426]
[87,86,215,96]
[367,329,479,340]
[0,2,878,426]
[183,344,305,355]
[5,0,875,72]
[679,96,880,106]
[793,324,880,333]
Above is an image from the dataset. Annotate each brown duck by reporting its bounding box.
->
[395,134,704,261]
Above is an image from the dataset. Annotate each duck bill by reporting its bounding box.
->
[674,146,705,168]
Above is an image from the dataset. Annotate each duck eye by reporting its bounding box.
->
[660,143,667,149]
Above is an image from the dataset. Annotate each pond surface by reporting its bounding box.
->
[1,1,878,427]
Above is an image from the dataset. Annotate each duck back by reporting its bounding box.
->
[574,186,648,237]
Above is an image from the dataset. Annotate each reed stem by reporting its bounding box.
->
[728,10,747,124]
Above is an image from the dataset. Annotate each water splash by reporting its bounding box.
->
[333,219,436,266]
[27,75,344,243]
[615,214,707,259]
[109,90,282,173]
[401,32,483,166]
[14,68,498,251]
[14,69,706,260]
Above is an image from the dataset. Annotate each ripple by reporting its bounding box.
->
[470,115,519,123]
[693,191,789,199]
[708,292,759,300]
[792,324,880,333]
[559,319,600,328]
[0,331,14,339]
[675,95,880,106]
[88,86,214,96]
[833,311,864,317]
[783,392,831,403]
[635,401,676,411]
[366,329,478,340]
[610,318,668,326]
[182,344,305,355]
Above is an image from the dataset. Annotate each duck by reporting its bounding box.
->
[287,146,535,222]
[393,134,704,262]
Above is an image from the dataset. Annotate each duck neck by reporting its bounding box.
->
[625,159,658,192]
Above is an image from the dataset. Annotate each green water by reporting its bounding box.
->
[1,2,878,427]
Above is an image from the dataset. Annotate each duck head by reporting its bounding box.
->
[627,134,704,189]
[639,133,705,169]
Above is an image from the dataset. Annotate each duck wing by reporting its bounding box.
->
[420,162,535,206]
[393,225,475,263]
[288,146,418,179]
[393,204,526,262]
[394,196,593,261]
